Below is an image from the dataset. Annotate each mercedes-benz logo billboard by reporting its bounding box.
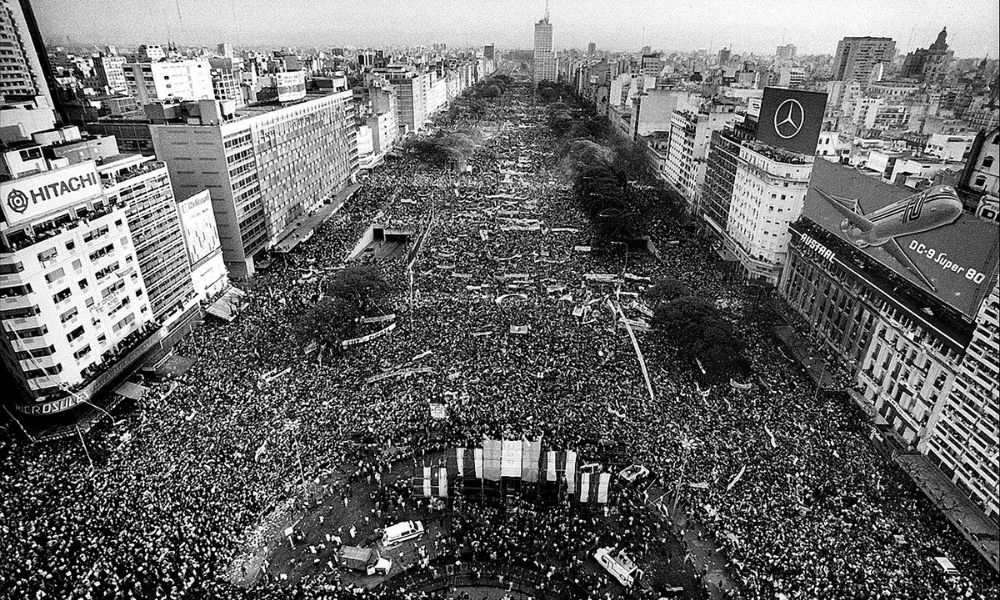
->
[773,99,805,139]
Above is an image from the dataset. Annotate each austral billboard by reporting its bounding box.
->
[803,159,1000,319]
[756,87,827,156]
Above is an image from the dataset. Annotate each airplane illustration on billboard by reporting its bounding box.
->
[814,184,963,292]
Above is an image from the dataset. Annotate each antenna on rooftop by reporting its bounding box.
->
[545,0,550,20]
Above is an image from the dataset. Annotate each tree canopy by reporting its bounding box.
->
[322,264,389,310]
[652,295,750,384]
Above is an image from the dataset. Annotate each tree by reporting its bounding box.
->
[323,265,389,310]
[294,297,361,349]
[645,278,692,308]
[652,295,750,383]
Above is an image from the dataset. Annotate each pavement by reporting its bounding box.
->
[896,453,999,571]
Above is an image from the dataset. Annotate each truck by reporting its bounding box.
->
[338,545,392,576]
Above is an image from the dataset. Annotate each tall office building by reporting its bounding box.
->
[776,44,797,61]
[926,283,999,521]
[724,142,813,284]
[368,66,426,135]
[532,8,556,84]
[0,161,157,416]
[832,36,896,83]
[0,0,55,112]
[150,92,359,278]
[98,155,196,323]
[483,45,495,61]
[662,101,740,209]
[718,47,731,66]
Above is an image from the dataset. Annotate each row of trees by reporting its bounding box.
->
[541,87,749,384]
[647,278,751,384]
[445,74,513,124]
[294,265,391,355]
[544,100,649,244]
[403,125,483,171]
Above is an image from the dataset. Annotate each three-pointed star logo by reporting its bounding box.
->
[773,99,805,139]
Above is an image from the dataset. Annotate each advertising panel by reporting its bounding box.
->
[755,87,827,156]
[803,160,1000,318]
[276,71,307,103]
[0,162,102,227]
[176,190,222,267]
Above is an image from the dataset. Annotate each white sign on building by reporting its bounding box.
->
[0,162,102,227]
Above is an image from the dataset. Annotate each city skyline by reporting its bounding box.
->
[32,0,1000,58]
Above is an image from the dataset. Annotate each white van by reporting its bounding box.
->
[594,547,643,587]
[381,520,424,547]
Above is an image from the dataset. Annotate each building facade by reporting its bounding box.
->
[150,92,358,278]
[0,161,157,415]
[926,284,1000,521]
[0,0,49,103]
[724,142,813,284]
[532,13,556,84]
[124,59,214,105]
[98,155,196,323]
[832,36,896,84]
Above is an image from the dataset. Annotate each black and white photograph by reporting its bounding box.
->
[0,1,998,599]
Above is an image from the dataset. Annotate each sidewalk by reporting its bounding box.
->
[895,453,999,571]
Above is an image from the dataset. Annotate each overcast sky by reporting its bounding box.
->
[33,0,999,58]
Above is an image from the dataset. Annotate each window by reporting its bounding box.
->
[975,176,987,187]
[983,156,994,168]
[66,325,85,342]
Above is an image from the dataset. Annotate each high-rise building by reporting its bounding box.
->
[94,54,128,94]
[368,66,427,135]
[724,141,814,284]
[150,92,359,278]
[775,44,797,61]
[663,101,741,209]
[587,42,596,56]
[926,283,999,521]
[0,161,157,416]
[901,28,954,86]
[832,36,896,83]
[124,59,215,105]
[532,9,556,84]
[97,155,196,324]
[483,45,495,61]
[0,0,56,111]
[718,47,731,66]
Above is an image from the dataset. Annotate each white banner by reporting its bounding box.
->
[341,323,397,349]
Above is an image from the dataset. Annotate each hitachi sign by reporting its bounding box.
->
[0,162,103,227]
[18,172,98,207]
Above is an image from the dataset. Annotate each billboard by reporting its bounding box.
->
[176,190,222,267]
[275,71,306,103]
[755,87,826,156]
[803,159,1000,318]
[0,162,102,227]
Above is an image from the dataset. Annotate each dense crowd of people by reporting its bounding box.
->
[1,74,996,600]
